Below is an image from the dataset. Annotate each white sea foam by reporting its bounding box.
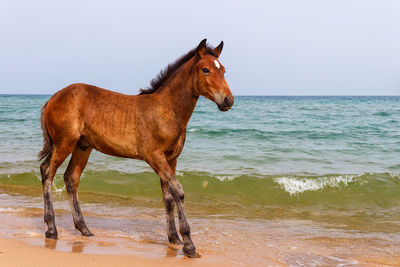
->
[0,207,18,212]
[52,184,65,192]
[274,175,356,195]
[214,174,240,181]
[175,171,184,177]
[34,173,42,181]
[187,128,200,132]
[129,233,142,241]
[20,230,41,238]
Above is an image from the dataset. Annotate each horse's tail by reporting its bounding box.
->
[38,101,53,161]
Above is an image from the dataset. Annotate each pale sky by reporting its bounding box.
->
[0,0,399,95]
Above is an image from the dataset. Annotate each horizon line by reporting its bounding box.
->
[1,94,399,97]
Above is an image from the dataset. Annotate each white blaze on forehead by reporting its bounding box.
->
[214,59,220,69]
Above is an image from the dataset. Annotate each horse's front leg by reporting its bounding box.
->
[161,179,183,245]
[149,154,199,258]
[161,158,183,245]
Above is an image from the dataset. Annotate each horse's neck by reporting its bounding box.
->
[156,63,198,128]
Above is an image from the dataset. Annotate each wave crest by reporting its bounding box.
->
[274,175,357,195]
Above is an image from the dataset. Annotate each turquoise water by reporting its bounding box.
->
[1,95,399,175]
[0,95,400,224]
[1,94,400,265]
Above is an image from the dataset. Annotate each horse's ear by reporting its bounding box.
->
[196,39,207,59]
[214,41,224,58]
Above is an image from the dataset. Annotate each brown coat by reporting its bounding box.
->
[38,39,233,258]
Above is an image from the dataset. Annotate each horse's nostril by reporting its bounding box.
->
[224,97,230,107]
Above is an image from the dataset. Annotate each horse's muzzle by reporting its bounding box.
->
[218,96,234,111]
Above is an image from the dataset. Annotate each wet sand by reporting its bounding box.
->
[1,200,400,266]
[0,237,222,267]
[1,185,400,266]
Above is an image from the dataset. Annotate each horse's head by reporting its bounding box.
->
[193,39,234,111]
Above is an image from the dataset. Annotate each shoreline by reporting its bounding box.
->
[1,202,400,266]
[0,237,225,267]
[0,207,280,266]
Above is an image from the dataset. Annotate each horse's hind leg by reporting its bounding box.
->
[41,144,75,239]
[63,143,93,236]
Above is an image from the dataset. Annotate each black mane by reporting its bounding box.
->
[139,45,217,95]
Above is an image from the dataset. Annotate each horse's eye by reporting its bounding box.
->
[202,68,210,73]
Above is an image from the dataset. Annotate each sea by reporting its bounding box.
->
[0,94,399,265]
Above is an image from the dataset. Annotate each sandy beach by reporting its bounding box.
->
[1,202,400,266]
[0,237,222,267]
[0,205,280,266]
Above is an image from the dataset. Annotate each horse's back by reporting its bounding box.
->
[48,83,128,106]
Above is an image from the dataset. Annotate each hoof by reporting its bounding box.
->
[79,228,93,237]
[45,231,58,239]
[75,224,93,236]
[183,245,200,258]
[168,236,183,246]
[82,231,94,237]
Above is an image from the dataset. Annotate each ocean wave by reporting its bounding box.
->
[373,111,391,117]
[0,118,29,123]
[185,127,348,141]
[274,175,357,195]
[187,128,200,132]
[214,174,240,181]
[0,207,19,213]
[52,183,65,192]
[1,171,400,211]
[187,127,267,137]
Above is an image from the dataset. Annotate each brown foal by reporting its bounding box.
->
[38,39,233,257]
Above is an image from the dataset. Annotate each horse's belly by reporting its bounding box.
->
[84,130,140,159]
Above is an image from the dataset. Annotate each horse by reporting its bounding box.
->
[38,39,233,258]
